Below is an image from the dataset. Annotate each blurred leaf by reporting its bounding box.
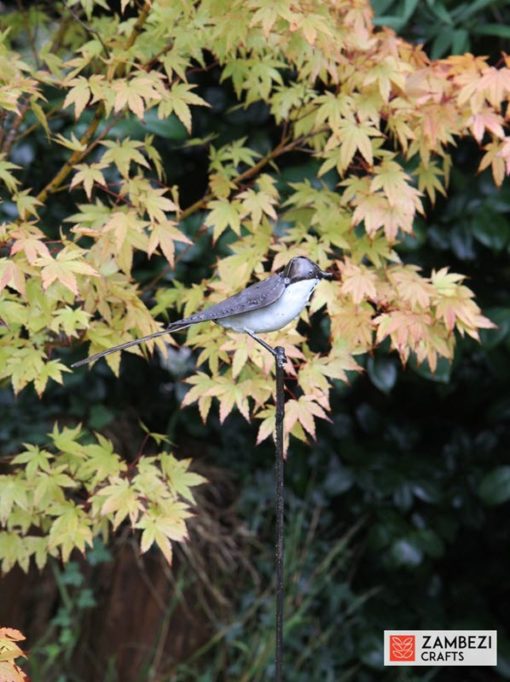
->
[472,209,510,251]
[367,356,398,394]
[479,466,510,505]
[480,308,510,348]
[473,23,510,38]
[428,1,453,25]
[453,0,502,22]
[390,538,423,566]
[106,109,187,141]
[409,356,452,383]
[431,27,455,58]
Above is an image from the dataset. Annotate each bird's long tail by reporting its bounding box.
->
[71,322,190,368]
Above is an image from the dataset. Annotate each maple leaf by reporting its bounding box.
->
[469,110,505,144]
[147,220,191,266]
[14,190,42,219]
[78,439,127,486]
[99,478,143,528]
[285,396,329,439]
[430,268,465,295]
[158,83,209,133]
[12,445,53,479]
[239,185,278,227]
[0,628,27,682]
[0,259,25,295]
[47,503,93,561]
[298,350,360,398]
[256,406,276,445]
[136,501,191,564]
[0,154,20,192]
[209,171,235,199]
[0,660,28,682]
[495,137,510,176]
[161,49,190,82]
[53,132,87,152]
[0,478,29,525]
[0,628,25,644]
[375,310,433,361]
[112,73,164,118]
[415,162,446,204]
[478,139,506,186]
[144,187,178,223]
[70,163,107,199]
[50,306,90,337]
[63,76,91,118]
[339,260,378,304]
[352,192,416,240]
[160,453,206,503]
[181,372,217,421]
[36,247,99,295]
[204,199,243,240]
[322,119,383,174]
[208,375,252,423]
[133,458,170,502]
[10,223,51,265]
[363,56,409,101]
[34,360,70,397]
[101,139,150,177]
[210,137,261,170]
[388,266,433,310]
[460,66,510,108]
[370,159,416,206]
[222,57,285,104]
[102,210,148,252]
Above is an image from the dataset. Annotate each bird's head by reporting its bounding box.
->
[283,256,332,283]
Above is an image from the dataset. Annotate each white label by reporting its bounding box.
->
[384,630,497,666]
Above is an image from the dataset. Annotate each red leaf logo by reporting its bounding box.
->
[389,635,416,661]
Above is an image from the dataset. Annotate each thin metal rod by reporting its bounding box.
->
[274,345,286,681]
[244,329,280,358]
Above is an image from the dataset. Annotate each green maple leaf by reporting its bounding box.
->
[0,477,29,525]
[160,454,206,503]
[47,503,93,561]
[101,139,150,178]
[98,478,143,528]
[204,199,242,240]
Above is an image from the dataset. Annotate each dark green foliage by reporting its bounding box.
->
[372,0,510,57]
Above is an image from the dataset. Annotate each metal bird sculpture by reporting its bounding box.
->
[71,256,332,368]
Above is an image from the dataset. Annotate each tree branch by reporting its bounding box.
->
[140,132,320,294]
[35,107,103,203]
[2,101,31,155]
[178,136,295,221]
[34,2,153,204]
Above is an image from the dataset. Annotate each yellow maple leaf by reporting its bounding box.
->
[147,220,191,265]
[339,260,378,304]
[36,248,98,295]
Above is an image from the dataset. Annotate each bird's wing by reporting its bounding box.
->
[170,272,286,327]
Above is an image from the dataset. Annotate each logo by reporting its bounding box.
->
[389,635,415,662]
[384,630,497,666]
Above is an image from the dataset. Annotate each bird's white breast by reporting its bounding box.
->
[219,278,318,334]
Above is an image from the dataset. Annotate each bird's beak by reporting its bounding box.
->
[319,270,333,280]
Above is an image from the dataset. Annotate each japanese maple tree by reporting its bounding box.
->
[0,0,505,571]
